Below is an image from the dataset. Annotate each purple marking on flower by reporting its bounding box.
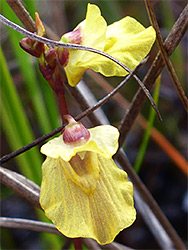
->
[64,26,83,45]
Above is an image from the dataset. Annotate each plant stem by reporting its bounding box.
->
[73,238,83,250]
[53,66,68,123]
[6,0,35,32]
[57,91,68,123]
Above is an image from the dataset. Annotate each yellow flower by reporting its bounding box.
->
[59,3,156,86]
[40,117,136,245]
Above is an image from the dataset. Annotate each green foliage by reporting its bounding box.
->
[0,47,42,182]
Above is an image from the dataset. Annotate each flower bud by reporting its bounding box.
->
[39,47,57,81]
[35,12,45,37]
[20,37,44,57]
[44,48,57,70]
[56,48,69,67]
[62,115,90,146]
[39,63,54,81]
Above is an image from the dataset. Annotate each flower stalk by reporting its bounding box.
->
[73,238,83,250]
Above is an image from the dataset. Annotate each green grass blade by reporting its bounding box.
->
[0,47,42,183]
[1,98,37,180]
[134,76,161,173]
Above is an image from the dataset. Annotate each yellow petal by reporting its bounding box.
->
[89,17,156,76]
[40,125,119,161]
[90,125,119,157]
[40,154,136,245]
[61,4,156,86]
[63,3,107,86]
[106,16,147,38]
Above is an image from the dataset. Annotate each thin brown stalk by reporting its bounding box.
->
[0,217,134,250]
[0,217,100,250]
[7,0,61,42]
[0,166,40,208]
[6,0,35,32]
[119,4,188,147]
[100,241,134,250]
[61,238,73,250]
[81,239,102,250]
[0,217,61,235]
[144,0,188,112]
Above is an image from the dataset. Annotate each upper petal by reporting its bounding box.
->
[63,3,107,86]
[89,125,119,158]
[86,17,156,76]
[106,16,147,38]
[41,125,119,161]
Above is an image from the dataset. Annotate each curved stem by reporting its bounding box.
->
[0,13,161,119]
[57,92,68,122]
[53,66,68,123]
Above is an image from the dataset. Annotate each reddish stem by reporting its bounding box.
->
[73,238,83,250]
[54,66,68,123]
[57,91,68,123]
